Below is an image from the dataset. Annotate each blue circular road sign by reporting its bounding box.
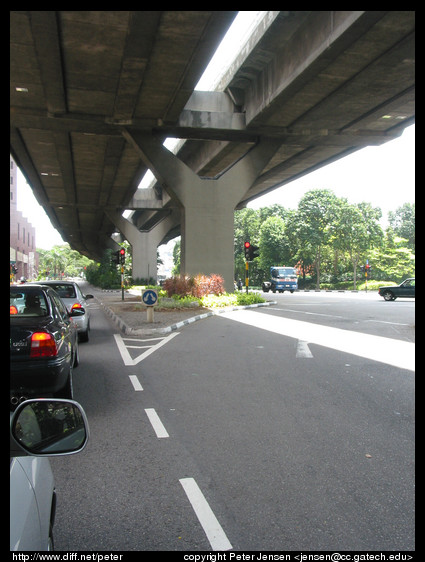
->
[142,289,158,306]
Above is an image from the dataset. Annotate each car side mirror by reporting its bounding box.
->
[10,399,89,457]
[84,294,94,299]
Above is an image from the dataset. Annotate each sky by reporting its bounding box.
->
[16,11,415,250]
[248,124,415,222]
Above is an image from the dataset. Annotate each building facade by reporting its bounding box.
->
[10,156,38,281]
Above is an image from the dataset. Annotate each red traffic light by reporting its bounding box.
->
[119,248,125,255]
[244,241,252,260]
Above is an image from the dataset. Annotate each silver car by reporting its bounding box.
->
[10,398,89,551]
[40,281,93,342]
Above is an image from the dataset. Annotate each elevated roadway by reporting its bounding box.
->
[10,11,415,289]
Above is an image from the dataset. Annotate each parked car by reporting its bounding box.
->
[10,284,83,404]
[38,281,93,342]
[378,278,415,301]
[10,398,89,550]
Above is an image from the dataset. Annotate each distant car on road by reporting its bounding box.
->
[39,281,93,342]
[378,278,415,301]
[10,284,82,404]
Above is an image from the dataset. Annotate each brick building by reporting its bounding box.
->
[10,156,38,281]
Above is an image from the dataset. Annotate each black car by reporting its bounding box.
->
[10,285,83,406]
[378,278,415,301]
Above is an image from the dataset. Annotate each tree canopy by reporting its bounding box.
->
[233,190,414,288]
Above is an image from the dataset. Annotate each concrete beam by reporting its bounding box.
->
[178,91,246,132]
[122,130,280,290]
[125,187,170,210]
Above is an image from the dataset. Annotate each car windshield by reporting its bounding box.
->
[45,284,76,298]
[10,290,48,317]
[273,268,297,278]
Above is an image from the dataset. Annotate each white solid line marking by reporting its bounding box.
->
[129,375,143,391]
[114,333,133,365]
[114,332,180,366]
[145,408,169,438]
[179,478,232,551]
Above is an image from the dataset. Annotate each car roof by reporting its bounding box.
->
[38,280,76,285]
[10,284,66,300]
[11,284,48,291]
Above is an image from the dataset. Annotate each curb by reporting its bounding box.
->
[161,301,277,334]
[95,297,277,336]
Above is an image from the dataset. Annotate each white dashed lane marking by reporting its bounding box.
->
[144,408,169,438]
[179,478,233,551]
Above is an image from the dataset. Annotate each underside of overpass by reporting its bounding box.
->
[10,11,415,290]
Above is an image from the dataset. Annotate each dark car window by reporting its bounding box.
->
[47,284,76,299]
[10,290,48,317]
[50,292,69,321]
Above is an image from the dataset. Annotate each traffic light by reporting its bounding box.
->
[250,244,259,259]
[112,250,120,265]
[111,248,126,265]
[244,241,259,261]
[244,241,251,261]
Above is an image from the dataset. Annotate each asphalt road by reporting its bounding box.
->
[50,291,415,552]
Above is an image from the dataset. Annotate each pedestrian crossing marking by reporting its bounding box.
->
[114,332,179,366]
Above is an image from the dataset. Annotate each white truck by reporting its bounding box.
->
[262,266,298,293]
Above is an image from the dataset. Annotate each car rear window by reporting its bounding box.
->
[47,284,76,298]
[10,290,48,317]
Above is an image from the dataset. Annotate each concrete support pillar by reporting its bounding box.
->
[106,212,156,281]
[122,130,280,291]
[107,210,180,282]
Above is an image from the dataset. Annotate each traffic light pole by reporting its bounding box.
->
[119,248,126,300]
[245,261,249,293]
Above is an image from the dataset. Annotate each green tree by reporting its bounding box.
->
[332,201,383,289]
[370,229,415,281]
[172,239,181,275]
[388,203,415,252]
[85,249,121,288]
[38,246,65,278]
[37,244,93,279]
[258,215,291,271]
[292,189,341,289]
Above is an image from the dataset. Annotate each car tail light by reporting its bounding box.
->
[71,303,82,310]
[30,332,58,358]
[10,305,18,315]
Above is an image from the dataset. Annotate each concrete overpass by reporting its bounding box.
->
[10,11,415,290]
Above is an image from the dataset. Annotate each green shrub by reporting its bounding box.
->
[200,291,265,308]
[234,291,265,305]
[163,274,225,298]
